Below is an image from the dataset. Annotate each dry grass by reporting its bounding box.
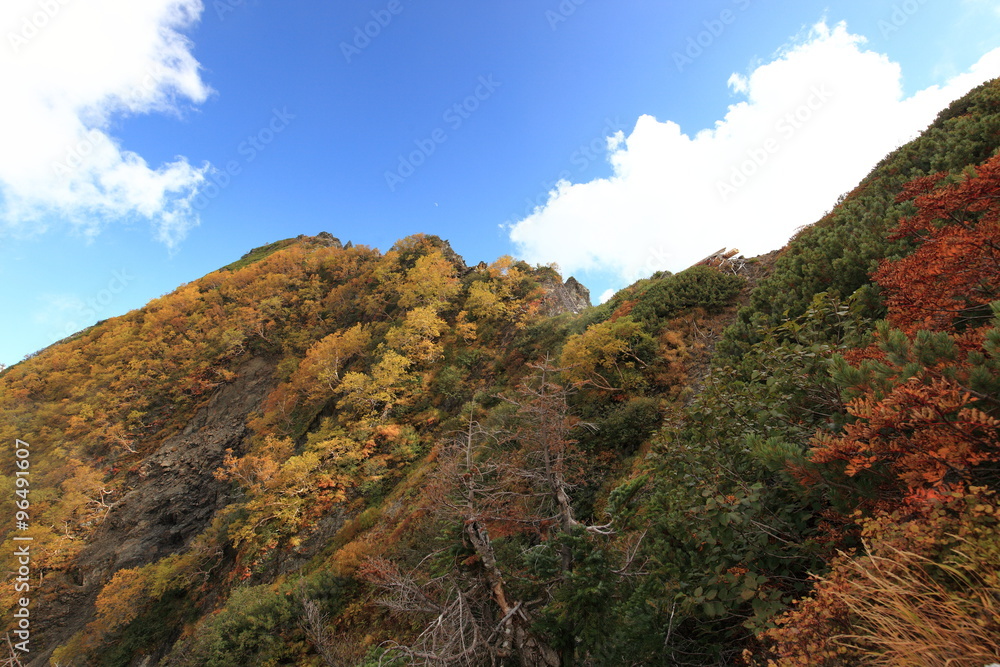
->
[827,543,1000,666]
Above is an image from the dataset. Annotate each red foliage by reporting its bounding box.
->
[609,299,636,322]
[875,154,1000,337]
[810,377,999,501]
[810,154,1000,508]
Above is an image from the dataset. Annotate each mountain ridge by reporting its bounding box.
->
[2,78,1000,666]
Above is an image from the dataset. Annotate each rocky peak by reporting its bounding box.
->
[540,275,591,315]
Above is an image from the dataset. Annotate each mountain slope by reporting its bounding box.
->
[1,78,999,666]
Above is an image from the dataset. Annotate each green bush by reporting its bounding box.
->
[623,265,744,329]
[583,396,661,454]
[179,585,298,666]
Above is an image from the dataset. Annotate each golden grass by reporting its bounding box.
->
[827,542,1000,666]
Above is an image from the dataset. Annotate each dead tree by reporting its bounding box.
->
[297,591,342,667]
[0,635,24,667]
[366,361,619,666]
[365,410,559,666]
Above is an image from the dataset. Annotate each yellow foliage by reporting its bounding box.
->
[397,251,460,311]
[466,281,505,320]
[51,631,91,665]
[455,310,477,341]
[224,434,376,562]
[385,307,447,364]
[57,460,116,529]
[336,351,413,424]
[464,256,539,332]
[93,567,150,633]
[296,324,370,395]
[333,538,376,576]
[560,318,647,391]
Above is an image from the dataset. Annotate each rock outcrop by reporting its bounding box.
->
[540,276,591,315]
[33,356,276,666]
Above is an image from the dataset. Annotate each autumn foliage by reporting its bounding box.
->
[765,490,1000,666]
[875,155,1000,338]
[808,153,1000,508]
[772,145,1000,662]
[4,80,1000,666]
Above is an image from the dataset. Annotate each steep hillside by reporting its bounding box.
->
[0,231,751,665]
[721,76,1000,358]
[1,78,999,666]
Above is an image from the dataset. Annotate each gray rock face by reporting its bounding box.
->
[101,356,274,571]
[32,356,276,666]
[314,231,343,248]
[540,276,592,315]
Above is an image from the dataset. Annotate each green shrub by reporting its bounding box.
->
[625,266,744,329]
[175,585,299,666]
[583,396,661,454]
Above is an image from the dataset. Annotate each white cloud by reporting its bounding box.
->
[508,21,1000,287]
[0,0,210,247]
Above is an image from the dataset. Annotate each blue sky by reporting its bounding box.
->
[2,0,1000,367]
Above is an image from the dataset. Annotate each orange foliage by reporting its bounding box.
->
[875,154,1000,338]
[334,536,380,577]
[92,567,150,634]
[764,490,1000,666]
[810,377,1000,501]
[810,154,1000,508]
[214,436,293,492]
